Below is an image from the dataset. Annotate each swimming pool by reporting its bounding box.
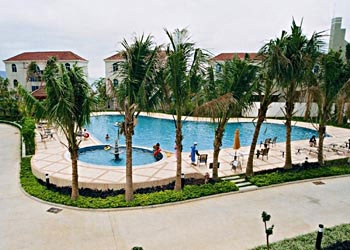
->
[85,115,318,152]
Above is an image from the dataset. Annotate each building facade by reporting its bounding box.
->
[329,17,349,59]
[3,51,88,92]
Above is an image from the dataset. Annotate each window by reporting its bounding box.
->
[13,79,18,88]
[215,63,221,73]
[113,79,118,87]
[12,64,17,72]
[31,86,39,92]
[65,63,71,70]
[112,62,118,72]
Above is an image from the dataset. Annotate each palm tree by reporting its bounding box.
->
[19,57,93,200]
[313,51,350,164]
[116,35,161,201]
[245,67,279,177]
[197,56,256,180]
[164,28,207,190]
[261,20,323,169]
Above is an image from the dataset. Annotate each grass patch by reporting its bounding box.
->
[248,165,350,187]
[20,157,238,208]
[252,223,350,250]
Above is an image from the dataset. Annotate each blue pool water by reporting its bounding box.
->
[78,145,157,166]
[85,115,318,153]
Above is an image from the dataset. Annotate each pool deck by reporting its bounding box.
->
[31,112,350,190]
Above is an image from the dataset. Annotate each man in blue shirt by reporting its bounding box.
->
[190,142,200,166]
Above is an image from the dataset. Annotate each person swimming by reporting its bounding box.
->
[153,143,163,161]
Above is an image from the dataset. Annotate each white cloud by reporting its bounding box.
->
[1,0,349,77]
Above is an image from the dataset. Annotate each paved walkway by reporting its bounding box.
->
[31,113,350,190]
[1,123,350,250]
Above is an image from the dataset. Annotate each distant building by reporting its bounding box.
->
[104,51,166,109]
[3,51,88,93]
[104,52,124,99]
[210,52,260,73]
[329,17,349,59]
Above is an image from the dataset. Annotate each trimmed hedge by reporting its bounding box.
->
[252,223,350,250]
[248,165,350,187]
[20,157,238,208]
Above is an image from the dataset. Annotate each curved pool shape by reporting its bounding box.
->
[78,145,161,167]
[86,115,318,153]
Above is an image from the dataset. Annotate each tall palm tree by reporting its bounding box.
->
[116,35,161,201]
[164,28,207,190]
[197,56,256,180]
[261,20,323,169]
[313,51,350,164]
[245,67,279,177]
[19,57,93,200]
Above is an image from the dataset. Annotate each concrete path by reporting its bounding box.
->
[0,123,349,250]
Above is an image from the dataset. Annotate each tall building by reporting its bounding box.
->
[329,17,348,59]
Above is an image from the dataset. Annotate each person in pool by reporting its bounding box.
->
[153,143,163,161]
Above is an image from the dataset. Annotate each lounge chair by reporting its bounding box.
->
[197,154,208,166]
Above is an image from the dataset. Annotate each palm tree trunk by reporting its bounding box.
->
[174,115,183,191]
[212,119,227,180]
[125,112,134,201]
[246,113,265,177]
[318,112,327,165]
[70,148,79,200]
[336,97,345,125]
[284,100,294,169]
[304,90,311,120]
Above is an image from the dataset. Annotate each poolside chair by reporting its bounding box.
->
[39,132,49,142]
[209,162,220,169]
[261,147,270,160]
[197,154,208,166]
[264,138,272,148]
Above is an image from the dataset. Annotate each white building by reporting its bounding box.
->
[3,51,88,92]
[104,52,124,98]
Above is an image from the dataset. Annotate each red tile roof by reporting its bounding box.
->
[104,53,124,61]
[31,86,47,100]
[4,51,87,62]
[104,50,167,61]
[211,53,259,61]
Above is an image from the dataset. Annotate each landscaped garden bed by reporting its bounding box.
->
[20,157,238,208]
[252,223,350,250]
[248,160,350,187]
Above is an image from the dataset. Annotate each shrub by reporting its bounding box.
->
[252,224,350,250]
[248,165,350,187]
[21,117,36,155]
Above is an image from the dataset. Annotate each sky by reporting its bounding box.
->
[1,0,349,79]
